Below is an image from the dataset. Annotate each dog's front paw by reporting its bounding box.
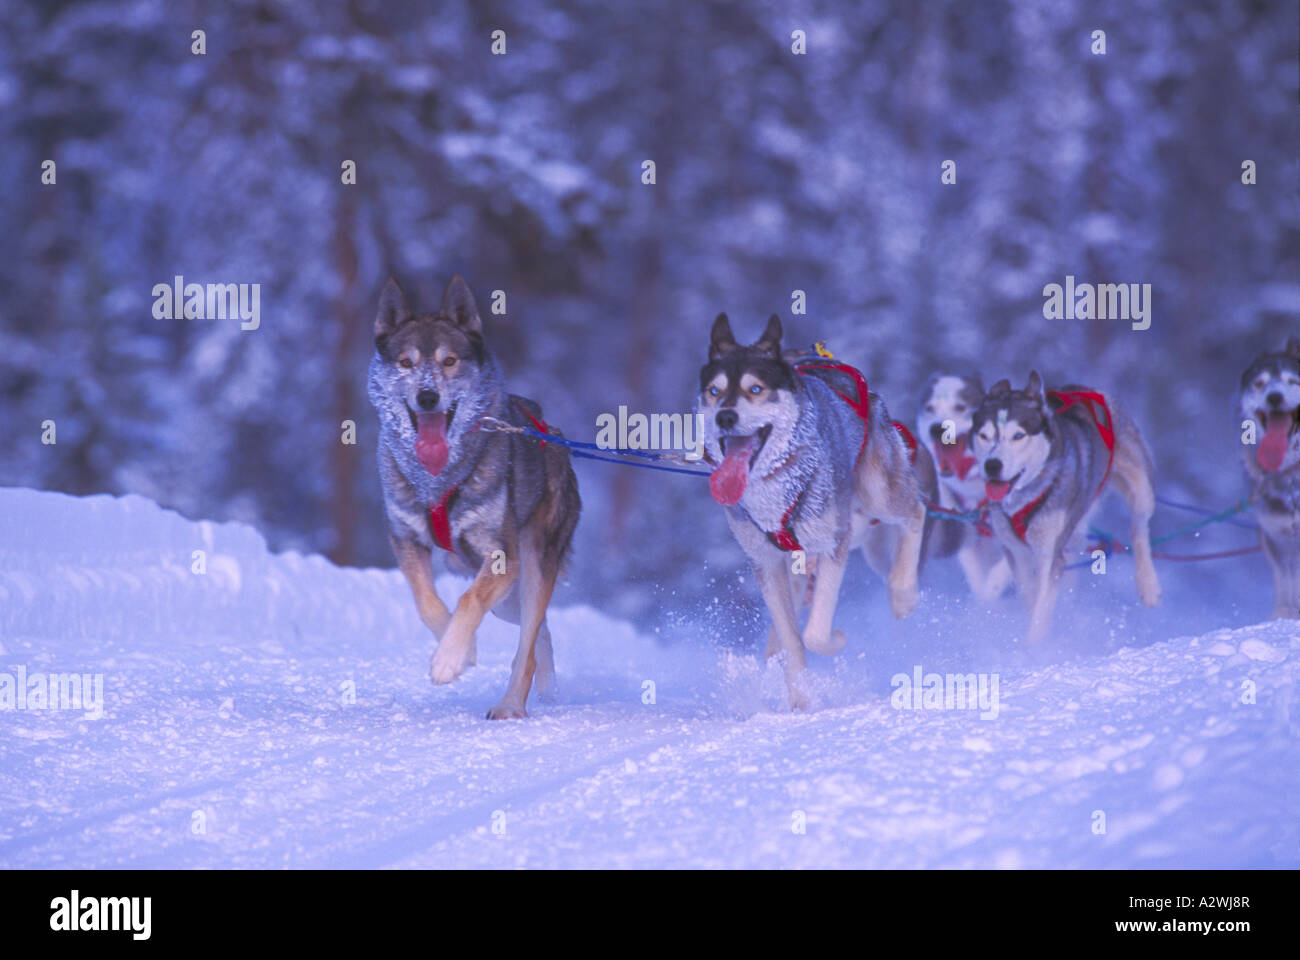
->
[784,670,813,712]
[1137,576,1161,608]
[888,577,919,619]
[803,627,847,656]
[430,638,474,685]
[486,701,527,720]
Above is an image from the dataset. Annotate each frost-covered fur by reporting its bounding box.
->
[368,275,580,719]
[697,313,927,710]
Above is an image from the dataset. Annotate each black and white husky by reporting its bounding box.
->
[697,314,928,709]
[1239,337,1300,619]
[969,372,1161,643]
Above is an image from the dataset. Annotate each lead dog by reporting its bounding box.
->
[367,275,581,718]
[1239,337,1300,618]
[969,372,1160,643]
[916,373,1011,600]
[697,314,927,709]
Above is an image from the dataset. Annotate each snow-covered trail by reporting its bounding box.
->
[0,489,1296,868]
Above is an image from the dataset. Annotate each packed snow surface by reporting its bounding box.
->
[1,489,1296,868]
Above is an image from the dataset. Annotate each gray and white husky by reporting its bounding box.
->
[1239,337,1300,619]
[368,274,580,718]
[697,314,927,709]
[915,373,1011,601]
[969,372,1160,643]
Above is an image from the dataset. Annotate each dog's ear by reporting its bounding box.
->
[375,277,410,344]
[709,313,738,360]
[1026,370,1044,402]
[987,378,1011,398]
[968,373,985,396]
[441,274,482,335]
[754,314,783,357]
[1286,337,1300,359]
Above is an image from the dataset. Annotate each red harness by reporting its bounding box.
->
[975,389,1116,543]
[795,362,872,460]
[975,488,1048,541]
[428,399,551,554]
[892,421,919,466]
[765,361,909,553]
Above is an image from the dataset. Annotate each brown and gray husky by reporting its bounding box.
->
[1238,337,1300,619]
[368,275,580,718]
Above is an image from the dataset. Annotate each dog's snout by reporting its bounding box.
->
[928,423,945,441]
[715,409,738,431]
[984,458,1002,479]
[1267,391,1284,408]
[416,388,440,412]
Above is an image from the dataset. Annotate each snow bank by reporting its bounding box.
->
[0,488,1296,868]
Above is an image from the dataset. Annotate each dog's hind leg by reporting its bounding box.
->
[488,530,556,719]
[755,560,811,710]
[886,500,925,618]
[391,534,452,638]
[533,621,557,701]
[802,548,849,655]
[431,551,518,686]
[1110,450,1161,608]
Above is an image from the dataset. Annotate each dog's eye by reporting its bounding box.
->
[749,384,763,395]
[442,356,457,368]
[955,404,966,413]
[399,357,414,369]
[924,404,934,413]
[1013,431,1026,441]
[708,386,721,397]
[1255,379,1266,389]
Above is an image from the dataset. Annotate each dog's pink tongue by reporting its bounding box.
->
[709,436,757,505]
[1259,412,1291,472]
[985,479,1011,502]
[414,412,449,476]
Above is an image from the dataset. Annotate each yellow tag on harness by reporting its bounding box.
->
[814,341,835,358]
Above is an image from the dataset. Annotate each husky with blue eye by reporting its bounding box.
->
[1239,337,1300,619]
[969,371,1160,643]
[696,313,928,710]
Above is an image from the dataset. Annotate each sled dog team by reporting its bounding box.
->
[368,274,1295,716]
